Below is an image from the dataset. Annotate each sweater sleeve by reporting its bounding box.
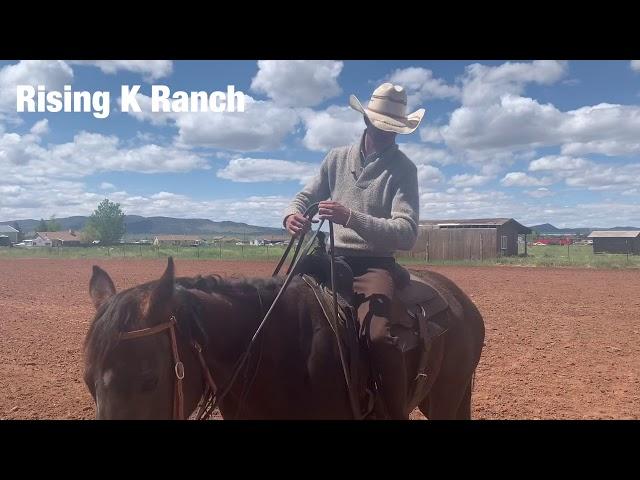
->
[282,150,332,227]
[346,164,419,251]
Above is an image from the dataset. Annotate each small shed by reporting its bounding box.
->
[411,218,532,261]
[587,231,640,255]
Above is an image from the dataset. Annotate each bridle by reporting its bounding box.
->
[119,315,218,420]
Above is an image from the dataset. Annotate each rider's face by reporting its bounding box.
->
[364,117,396,144]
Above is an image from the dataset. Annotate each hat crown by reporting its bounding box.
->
[367,83,407,118]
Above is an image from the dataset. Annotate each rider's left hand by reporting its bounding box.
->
[318,201,351,226]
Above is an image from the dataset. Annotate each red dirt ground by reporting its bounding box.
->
[1,258,638,420]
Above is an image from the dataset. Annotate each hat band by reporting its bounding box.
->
[366,105,411,122]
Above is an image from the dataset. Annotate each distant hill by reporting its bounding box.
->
[530,223,640,235]
[0,215,286,239]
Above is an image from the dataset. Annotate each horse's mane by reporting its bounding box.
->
[84,274,288,373]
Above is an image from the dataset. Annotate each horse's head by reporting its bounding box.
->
[83,257,202,419]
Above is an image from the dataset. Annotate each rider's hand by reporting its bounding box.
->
[285,213,313,237]
[318,201,351,226]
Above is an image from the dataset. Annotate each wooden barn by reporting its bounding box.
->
[587,231,640,255]
[408,218,532,261]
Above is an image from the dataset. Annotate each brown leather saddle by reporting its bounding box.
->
[296,248,451,417]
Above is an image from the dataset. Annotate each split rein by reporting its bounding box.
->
[118,203,354,420]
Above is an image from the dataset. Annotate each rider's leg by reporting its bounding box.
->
[353,267,408,419]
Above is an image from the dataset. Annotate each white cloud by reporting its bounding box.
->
[420,189,513,220]
[387,67,460,109]
[250,60,343,107]
[460,60,568,106]
[29,119,49,136]
[450,174,492,187]
[527,155,640,191]
[0,130,210,179]
[529,155,589,172]
[417,164,445,188]
[100,182,116,190]
[0,60,73,112]
[419,126,445,144]
[217,158,317,184]
[126,93,300,152]
[563,163,640,190]
[300,105,363,151]
[398,143,456,166]
[630,60,640,72]
[501,172,553,187]
[68,60,173,81]
[526,187,554,198]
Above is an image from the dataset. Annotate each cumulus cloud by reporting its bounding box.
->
[526,187,554,198]
[529,155,589,171]
[398,143,456,166]
[460,60,568,106]
[29,119,49,136]
[68,60,173,81]
[0,129,209,180]
[0,60,73,112]
[501,172,553,187]
[250,60,343,107]
[100,182,116,190]
[417,164,445,188]
[217,158,317,184]
[526,155,640,191]
[450,174,492,187]
[125,93,300,152]
[300,105,363,151]
[387,67,460,109]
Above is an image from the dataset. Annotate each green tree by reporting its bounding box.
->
[86,199,126,245]
[47,215,62,232]
[81,223,100,243]
[37,218,48,232]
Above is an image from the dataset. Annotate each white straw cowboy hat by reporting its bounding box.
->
[349,83,426,134]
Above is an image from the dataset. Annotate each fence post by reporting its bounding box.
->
[627,239,629,262]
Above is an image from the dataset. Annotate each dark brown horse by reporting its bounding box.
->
[83,257,484,419]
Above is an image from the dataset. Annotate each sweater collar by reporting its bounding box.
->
[351,130,398,175]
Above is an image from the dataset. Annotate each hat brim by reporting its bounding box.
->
[349,94,425,134]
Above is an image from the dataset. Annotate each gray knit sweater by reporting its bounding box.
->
[284,135,420,257]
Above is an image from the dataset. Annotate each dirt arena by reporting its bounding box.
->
[1,258,638,420]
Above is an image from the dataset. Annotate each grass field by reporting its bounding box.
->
[1,243,639,268]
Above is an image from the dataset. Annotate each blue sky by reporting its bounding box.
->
[1,60,639,228]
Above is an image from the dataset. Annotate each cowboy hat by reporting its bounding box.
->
[349,83,425,134]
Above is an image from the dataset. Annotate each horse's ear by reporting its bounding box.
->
[89,265,116,309]
[148,257,175,321]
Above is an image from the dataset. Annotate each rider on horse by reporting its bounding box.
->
[283,83,424,419]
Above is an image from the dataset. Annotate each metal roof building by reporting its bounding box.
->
[587,231,640,255]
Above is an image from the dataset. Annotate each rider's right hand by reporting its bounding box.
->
[285,213,312,237]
